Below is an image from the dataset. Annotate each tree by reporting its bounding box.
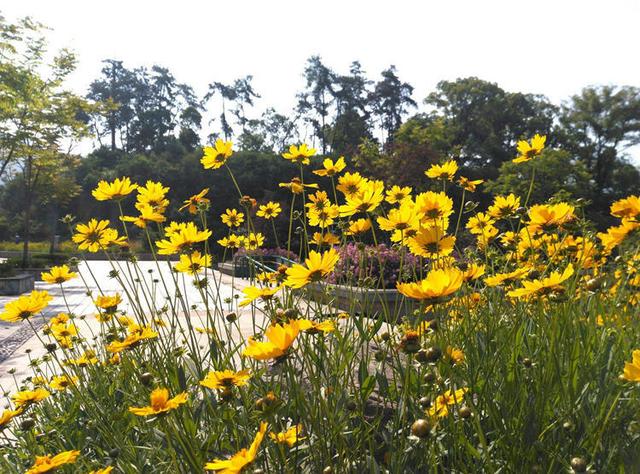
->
[205,81,237,140]
[297,56,335,153]
[368,66,416,143]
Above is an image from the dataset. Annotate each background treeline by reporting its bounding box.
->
[1,15,640,259]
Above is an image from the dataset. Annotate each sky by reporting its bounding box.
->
[4,0,640,158]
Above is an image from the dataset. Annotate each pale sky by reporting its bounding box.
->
[4,0,640,158]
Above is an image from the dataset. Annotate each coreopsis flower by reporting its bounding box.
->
[239,285,283,307]
[285,248,339,288]
[92,176,137,201]
[446,347,465,365]
[487,269,530,289]
[201,139,234,169]
[12,388,50,409]
[221,209,245,228]
[306,191,332,213]
[527,203,575,234]
[50,323,77,348]
[256,201,282,220]
[41,265,77,284]
[407,226,456,258]
[278,178,319,194]
[269,424,305,447]
[396,267,464,302]
[507,263,574,299]
[218,234,245,249]
[308,205,340,228]
[345,218,372,236]
[106,325,158,353]
[88,468,113,474]
[25,450,80,474]
[621,349,640,382]
[136,180,169,210]
[155,222,212,255]
[0,290,52,322]
[244,232,265,250]
[414,191,454,221]
[243,321,301,360]
[310,232,340,246]
[282,143,316,165]
[610,195,640,220]
[204,422,267,473]
[121,203,166,228]
[49,375,78,391]
[463,263,485,282]
[377,201,419,232]
[0,409,21,429]
[180,188,210,214]
[385,185,412,204]
[488,194,521,219]
[425,160,458,181]
[128,388,188,416]
[173,251,211,275]
[339,180,385,217]
[65,350,99,367]
[313,156,346,176]
[466,212,496,235]
[94,294,122,312]
[428,388,468,418]
[200,369,251,390]
[457,176,483,192]
[598,219,639,253]
[336,171,364,197]
[298,318,335,334]
[513,134,546,163]
[72,219,127,252]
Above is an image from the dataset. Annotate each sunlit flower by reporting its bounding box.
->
[507,263,574,299]
[457,176,483,192]
[256,201,282,220]
[0,290,52,322]
[488,194,521,219]
[243,321,301,360]
[527,203,575,234]
[244,232,265,250]
[12,388,50,409]
[598,219,639,253]
[282,143,316,165]
[88,468,113,474]
[201,139,234,169]
[425,160,458,181]
[513,134,546,163]
[414,191,454,221]
[239,285,283,307]
[41,265,77,284]
[221,209,245,228]
[428,388,468,417]
[49,375,78,391]
[310,232,340,246]
[299,318,335,334]
[278,177,319,194]
[94,294,122,312]
[269,424,305,447]
[65,350,99,367]
[339,180,385,216]
[106,325,158,353]
[204,422,267,473]
[73,219,127,252]
[621,349,640,382]
[285,248,339,288]
[128,388,188,416]
[218,234,245,249]
[336,172,364,197]
[462,263,485,282]
[377,201,419,232]
[200,369,251,390]
[92,176,137,201]
[180,188,210,214]
[407,225,455,258]
[397,267,464,301]
[611,195,640,220]
[385,185,412,204]
[0,408,21,430]
[345,218,372,236]
[25,450,80,474]
[136,180,170,211]
[156,222,212,255]
[313,156,346,176]
[121,203,166,228]
[466,212,496,235]
[484,267,530,287]
[446,347,465,365]
[173,251,211,275]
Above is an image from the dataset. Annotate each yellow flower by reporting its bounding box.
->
[0,408,21,429]
[156,222,212,255]
[345,218,372,236]
[88,468,113,474]
[218,234,245,249]
[385,185,412,204]
[463,263,485,282]
[377,201,419,232]
[121,203,166,228]
[41,265,77,284]
[513,134,546,163]
[396,267,464,302]
[180,188,210,214]
[414,191,454,220]
[92,176,137,201]
[488,194,521,219]
[106,325,158,353]
[310,232,340,246]
[173,251,211,275]
[339,180,384,217]
[428,388,468,418]
[457,176,483,192]
[507,263,574,299]
[221,208,245,228]
[466,212,496,235]
[256,202,282,220]
[336,172,364,197]
[136,180,169,210]
[51,322,77,348]
[484,267,531,287]
[244,232,265,250]
[621,349,640,382]
[425,160,458,181]
[201,139,234,169]
[25,450,80,474]
[407,226,456,258]
[243,321,301,360]
[285,248,339,289]
[12,388,50,409]
[313,156,346,176]
[204,422,267,473]
[94,293,122,312]
[446,347,465,365]
[239,285,283,307]
[65,350,99,367]
[282,143,316,165]
[269,424,305,447]
[128,388,188,416]
[611,195,640,220]
[49,375,78,391]
[527,203,575,234]
[72,219,126,252]
[278,177,319,194]
[0,290,52,322]
[308,205,340,228]
[200,369,251,390]
[298,318,335,334]
[598,219,639,253]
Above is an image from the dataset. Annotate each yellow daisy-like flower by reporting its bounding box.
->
[428,388,468,418]
[0,290,52,323]
[239,285,283,307]
[282,143,316,165]
[25,450,80,474]
[308,205,340,228]
[507,263,574,299]
[244,232,265,250]
[269,424,305,447]
[12,388,50,409]
[136,180,169,210]
[256,202,282,220]
[121,203,166,228]
[457,176,483,192]
[179,188,210,214]
[204,422,267,473]
[466,212,496,235]
[200,369,252,390]
[513,134,546,163]
[425,160,458,181]
[446,347,465,365]
[106,325,158,353]
[92,176,138,201]
[65,350,99,367]
[221,209,245,228]
[610,195,640,220]
[527,203,575,234]
[407,225,456,258]
[49,375,78,391]
[128,388,188,417]
[41,265,77,284]
[218,234,245,249]
[284,248,340,289]
[414,191,454,221]
[345,218,372,236]
[377,201,419,232]
[385,185,412,204]
[173,251,211,275]
[396,267,464,302]
[278,178,319,194]
[88,468,114,474]
[339,180,385,217]
[242,320,301,361]
[621,349,640,382]
[298,318,335,334]
[201,139,234,170]
[336,172,364,197]
[488,194,521,219]
[0,408,22,429]
[463,263,485,282]
[155,222,212,255]
[313,156,346,176]
[94,294,122,312]
[310,232,340,246]
[72,219,127,253]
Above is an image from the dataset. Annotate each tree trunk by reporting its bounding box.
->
[21,156,32,268]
